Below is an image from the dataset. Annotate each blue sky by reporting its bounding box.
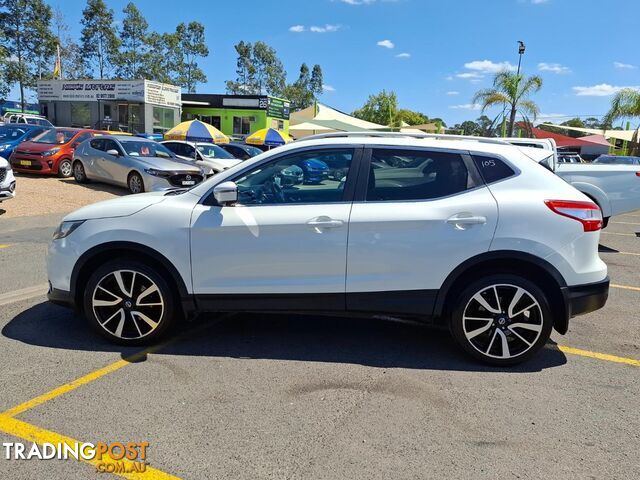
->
[23,0,640,125]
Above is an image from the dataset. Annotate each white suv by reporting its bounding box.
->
[0,156,16,202]
[47,133,609,365]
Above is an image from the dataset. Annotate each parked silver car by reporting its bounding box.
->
[160,140,242,175]
[72,135,204,194]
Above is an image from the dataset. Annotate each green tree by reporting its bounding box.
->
[145,32,179,84]
[0,0,56,110]
[475,115,494,136]
[395,109,428,126]
[310,64,323,97]
[116,2,150,79]
[80,0,120,79]
[174,22,208,92]
[472,70,543,136]
[0,29,10,101]
[52,7,87,79]
[225,40,255,94]
[353,90,398,126]
[452,120,481,136]
[604,89,640,127]
[252,41,285,96]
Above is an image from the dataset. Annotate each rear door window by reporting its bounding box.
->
[365,149,476,201]
[90,139,104,151]
[472,155,515,183]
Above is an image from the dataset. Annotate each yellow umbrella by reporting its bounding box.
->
[245,128,292,146]
[164,120,229,144]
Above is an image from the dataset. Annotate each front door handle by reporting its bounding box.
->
[307,216,344,229]
[446,213,487,229]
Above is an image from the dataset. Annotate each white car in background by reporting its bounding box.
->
[47,132,609,366]
[160,140,242,176]
[0,156,16,202]
[504,137,640,227]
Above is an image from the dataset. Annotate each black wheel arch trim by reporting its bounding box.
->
[433,250,569,330]
[70,241,195,315]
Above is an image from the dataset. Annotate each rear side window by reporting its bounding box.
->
[472,155,515,184]
[366,149,475,202]
[90,139,104,151]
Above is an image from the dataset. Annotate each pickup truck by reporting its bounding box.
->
[505,137,640,227]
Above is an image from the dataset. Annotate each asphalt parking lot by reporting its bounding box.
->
[0,199,638,479]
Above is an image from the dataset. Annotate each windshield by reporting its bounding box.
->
[196,143,235,159]
[32,129,76,144]
[0,126,28,142]
[243,145,262,157]
[120,140,175,158]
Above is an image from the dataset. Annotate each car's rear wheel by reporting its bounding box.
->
[73,161,89,183]
[83,260,175,345]
[449,275,553,366]
[128,172,144,194]
[58,159,72,178]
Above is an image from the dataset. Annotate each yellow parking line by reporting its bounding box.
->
[611,283,640,292]
[612,221,640,226]
[2,345,164,418]
[558,345,640,367]
[601,231,637,237]
[600,250,640,257]
[0,244,10,249]
[0,414,180,479]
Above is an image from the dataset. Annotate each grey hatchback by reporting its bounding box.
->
[72,135,204,193]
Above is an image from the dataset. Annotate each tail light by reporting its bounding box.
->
[544,200,602,232]
[636,172,640,177]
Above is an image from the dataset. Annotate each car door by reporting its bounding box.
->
[100,138,128,185]
[190,147,363,309]
[345,147,498,315]
[82,138,107,180]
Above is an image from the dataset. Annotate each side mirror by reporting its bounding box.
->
[213,181,238,205]
[106,149,120,157]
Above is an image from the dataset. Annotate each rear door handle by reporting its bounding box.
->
[307,216,344,229]
[446,214,487,229]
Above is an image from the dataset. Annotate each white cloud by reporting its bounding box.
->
[322,84,336,92]
[537,113,571,122]
[337,0,375,4]
[289,25,305,33]
[446,91,460,95]
[531,0,549,4]
[614,61,637,70]
[450,103,482,110]
[309,24,341,33]
[377,39,394,49]
[456,72,484,79]
[538,62,571,74]
[395,52,410,58]
[464,60,516,73]
[573,84,640,96]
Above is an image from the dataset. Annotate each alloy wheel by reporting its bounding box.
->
[74,162,85,181]
[91,270,165,340]
[462,284,544,360]
[129,174,143,193]
[59,161,72,177]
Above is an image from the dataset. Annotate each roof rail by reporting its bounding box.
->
[296,131,511,146]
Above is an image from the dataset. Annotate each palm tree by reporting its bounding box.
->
[604,89,640,126]
[472,70,543,137]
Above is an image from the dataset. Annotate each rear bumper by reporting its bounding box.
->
[564,277,609,319]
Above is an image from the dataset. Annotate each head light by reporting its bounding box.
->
[52,220,85,240]
[0,144,8,151]
[42,147,60,157]
[144,168,172,178]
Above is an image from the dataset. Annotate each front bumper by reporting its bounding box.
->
[47,283,74,309]
[10,154,58,174]
[564,277,609,319]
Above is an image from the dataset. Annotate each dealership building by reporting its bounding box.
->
[37,79,181,134]
[181,94,291,138]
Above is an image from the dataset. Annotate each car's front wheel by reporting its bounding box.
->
[128,172,144,194]
[449,275,553,366]
[83,260,175,345]
[58,159,73,178]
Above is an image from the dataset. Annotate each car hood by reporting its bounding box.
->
[15,141,67,153]
[303,159,329,169]
[64,191,169,221]
[135,155,203,172]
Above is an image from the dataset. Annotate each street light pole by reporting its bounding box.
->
[507,41,527,137]
[517,41,526,76]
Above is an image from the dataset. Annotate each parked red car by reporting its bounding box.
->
[10,128,103,178]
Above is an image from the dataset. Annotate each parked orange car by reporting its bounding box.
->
[10,128,104,178]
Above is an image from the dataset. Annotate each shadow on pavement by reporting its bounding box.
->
[3,301,567,373]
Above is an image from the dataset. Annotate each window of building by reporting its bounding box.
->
[365,149,475,202]
[233,116,252,135]
[153,107,175,133]
[70,102,91,128]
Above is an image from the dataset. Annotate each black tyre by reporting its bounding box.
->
[83,260,175,345]
[73,161,89,183]
[58,159,73,178]
[128,172,144,194]
[449,274,553,366]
